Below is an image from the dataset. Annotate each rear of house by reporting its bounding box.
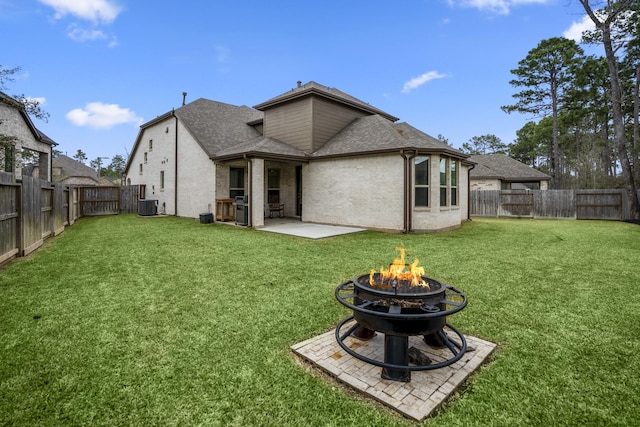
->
[124,81,472,232]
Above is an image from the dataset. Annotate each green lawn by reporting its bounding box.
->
[1,215,639,426]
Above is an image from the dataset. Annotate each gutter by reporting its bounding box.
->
[467,163,475,221]
[173,109,178,216]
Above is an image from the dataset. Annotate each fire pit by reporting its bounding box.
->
[335,248,468,382]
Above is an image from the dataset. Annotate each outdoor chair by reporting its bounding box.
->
[268,203,284,218]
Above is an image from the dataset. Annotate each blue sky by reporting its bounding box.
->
[2,0,598,164]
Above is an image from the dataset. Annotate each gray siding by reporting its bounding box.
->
[311,98,367,152]
[263,98,313,152]
[263,96,368,153]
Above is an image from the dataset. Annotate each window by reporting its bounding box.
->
[149,139,153,151]
[139,184,146,199]
[160,171,165,190]
[440,158,448,207]
[267,168,281,204]
[229,167,244,198]
[144,152,148,163]
[139,163,143,175]
[414,156,429,207]
[451,160,458,206]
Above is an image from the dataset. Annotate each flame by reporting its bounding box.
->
[369,246,429,289]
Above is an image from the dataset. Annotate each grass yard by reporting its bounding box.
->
[1,215,639,426]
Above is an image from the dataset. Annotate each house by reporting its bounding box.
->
[52,154,114,186]
[0,91,56,181]
[124,81,473,232]
[469,154,551,190]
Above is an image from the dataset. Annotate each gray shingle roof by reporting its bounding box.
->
[470,154,550,180]
[174,98,263,157]
[312,116,466,158]
[129,84,469,167]
[214,136,308,160]
[53,155,99,180]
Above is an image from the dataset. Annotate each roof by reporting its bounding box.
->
[469,154,551,181]
[253,81,399,122]
[53,155,99,181]
[214,136,308,161]
[312,115,467,159]
[125,82,470,171]
[174,98,263,157]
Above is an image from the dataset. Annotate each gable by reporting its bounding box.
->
[255,81,399,154]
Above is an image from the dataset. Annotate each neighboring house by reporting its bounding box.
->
[124,81,473,232]
[52,154,113,186]
[0,91,56,181]
[469,154,551,190]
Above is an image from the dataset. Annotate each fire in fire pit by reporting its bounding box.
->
[335,247,467,382]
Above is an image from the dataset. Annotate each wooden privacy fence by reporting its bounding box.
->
[0,173,139,266]
[470,189,640,220]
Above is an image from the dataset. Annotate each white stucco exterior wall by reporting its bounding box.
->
[126,117,176,214]
[175,123,216,218]
[126,116,216,218]
[303,154,405,231]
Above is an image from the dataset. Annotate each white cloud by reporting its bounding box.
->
[67,24,107,42]
[402,72,447,94]
[66,23,118,46]
[447,0,549,15]
[38,0,122,24]
[66,102,143,129]
[563,15,595,42]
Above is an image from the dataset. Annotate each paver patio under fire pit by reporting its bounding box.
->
[291,319,496,422]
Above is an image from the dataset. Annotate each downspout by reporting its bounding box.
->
[173,109,178,216]
[400,150,417,233]
[467,163,475,221]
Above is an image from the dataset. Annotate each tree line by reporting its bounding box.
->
[462,1,639,218]
[63,149,126,180]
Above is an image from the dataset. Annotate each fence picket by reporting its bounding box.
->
[471,189,639,220]
[0,182,138,266]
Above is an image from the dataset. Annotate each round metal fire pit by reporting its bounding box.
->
[335,274,468,382]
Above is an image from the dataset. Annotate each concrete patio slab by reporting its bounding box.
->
[259,220,366,239]
[291,319,496,422]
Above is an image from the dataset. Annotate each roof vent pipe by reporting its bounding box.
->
[182,92,187,106]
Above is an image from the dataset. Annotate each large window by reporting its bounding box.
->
[160,170,165,190]
[414,156,429,207]
[440,158,448,207]
[229,167,244,198]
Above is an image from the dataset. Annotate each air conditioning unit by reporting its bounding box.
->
[138,199,158,216]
